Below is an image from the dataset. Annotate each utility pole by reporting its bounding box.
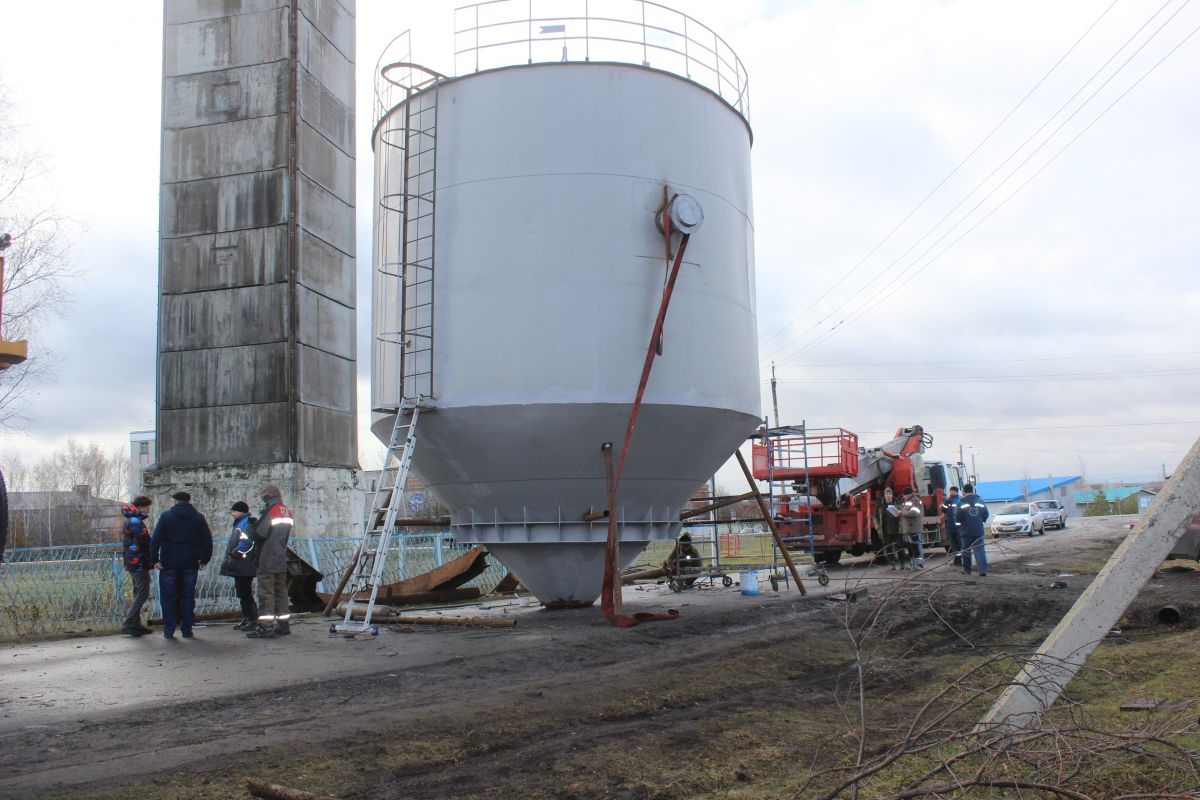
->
[770,361,780,430]
[980,434,1200,731]
[971,450,978,483]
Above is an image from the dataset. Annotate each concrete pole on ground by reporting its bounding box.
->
[979,435,1200,731]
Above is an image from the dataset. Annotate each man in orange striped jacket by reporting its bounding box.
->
[247,484,294,639]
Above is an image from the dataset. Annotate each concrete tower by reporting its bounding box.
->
[146,0,359,535]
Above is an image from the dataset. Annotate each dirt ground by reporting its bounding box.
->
[1,516,1197,799]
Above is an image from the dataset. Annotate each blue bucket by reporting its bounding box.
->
[740,570,759,596]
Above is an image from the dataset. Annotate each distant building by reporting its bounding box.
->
[1076,486,1158,515]
[8,488,123,548]
[973,475,1085,517]
[129,430,156,497]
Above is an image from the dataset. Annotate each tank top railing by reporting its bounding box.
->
[452,0,749,120]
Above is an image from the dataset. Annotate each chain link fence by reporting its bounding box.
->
[0,534,508,641]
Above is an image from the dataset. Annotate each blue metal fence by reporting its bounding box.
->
[0,534,507,640]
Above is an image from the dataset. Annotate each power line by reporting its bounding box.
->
[772,368,1200,384]
[961,421,1199,433]
[781,9,1200,360]
[762,350,1200,373]
[755,0,1121,355]
[762,0,1192,364]
[855,420,1200,434]
[966,444,1185,455]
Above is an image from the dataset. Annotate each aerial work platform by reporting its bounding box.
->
[751,428,859,483]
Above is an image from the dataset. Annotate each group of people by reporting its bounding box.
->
[119,484,295,640]
[877,483,989,575]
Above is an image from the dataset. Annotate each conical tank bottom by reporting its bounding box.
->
[488,542,648,608]
[375,403,760,608]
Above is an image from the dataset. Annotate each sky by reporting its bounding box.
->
[0,0,1197,490]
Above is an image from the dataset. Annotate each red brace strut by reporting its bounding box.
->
[600,201,691,628]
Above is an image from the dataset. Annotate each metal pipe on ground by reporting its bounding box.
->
[148,610,242,625]
[333,603,516,628]
[1157,605,1182,624]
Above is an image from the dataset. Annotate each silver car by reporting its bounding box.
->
[1034,500,1067,530]
[990,502,1046,537]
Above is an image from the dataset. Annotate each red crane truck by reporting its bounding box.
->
[751,424,967,564]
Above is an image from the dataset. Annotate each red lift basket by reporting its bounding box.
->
[751,428,860,482]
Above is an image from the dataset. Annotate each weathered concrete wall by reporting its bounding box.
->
[142,462,361,539]
[159,0,357,472]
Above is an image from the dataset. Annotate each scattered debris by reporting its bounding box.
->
[1117,697,1194,713]
[1120,697,1165,712]
[1049,581,1069,589]
[246,779,340,800]
[492,572,523,593]
[827,587,869,603]
[319,546,490,607]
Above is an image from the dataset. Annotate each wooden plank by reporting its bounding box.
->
[1119,697,1165,712]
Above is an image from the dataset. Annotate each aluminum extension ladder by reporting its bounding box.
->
[332,402,424,634]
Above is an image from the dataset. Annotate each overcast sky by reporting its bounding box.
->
[0,0,1196,490]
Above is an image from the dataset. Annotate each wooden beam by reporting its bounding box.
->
[735,449,806,595]
[679,491,757,519]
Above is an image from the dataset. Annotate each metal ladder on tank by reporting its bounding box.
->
[373,70,439,410]
[397,79,439,400]
[332,402,425,634]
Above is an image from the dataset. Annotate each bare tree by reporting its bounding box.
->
[31,457,60,547]
[1,452,29,491]
[0,84,80,429]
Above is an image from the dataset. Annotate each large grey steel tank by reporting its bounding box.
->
[371,3,760,606]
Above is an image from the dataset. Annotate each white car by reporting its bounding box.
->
[989,502,1046,537]
[1034,500,1067,530]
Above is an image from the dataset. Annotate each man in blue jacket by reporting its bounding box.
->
[941,486,963,567]
[957,483,989,577]
[120,496,155,636]
[150,491,213,639]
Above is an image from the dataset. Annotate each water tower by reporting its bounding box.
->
[372,2,760,606]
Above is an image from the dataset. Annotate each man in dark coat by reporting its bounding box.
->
[877,486,907,569]
[149,491,213,639]
[120,496,155,636]
[248,484,294,639]
[941,486,963,566]
[957,483,990,577]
